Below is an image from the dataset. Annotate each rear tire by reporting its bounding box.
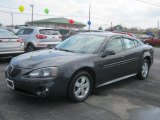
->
[26,44,35,52]
[68,71,93,103]
[137,59,150,80]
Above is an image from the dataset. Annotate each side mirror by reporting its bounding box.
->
[100,50,115,57]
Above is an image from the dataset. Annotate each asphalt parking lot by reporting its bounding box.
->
[0,47,160,120]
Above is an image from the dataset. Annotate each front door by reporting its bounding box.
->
[97,37,126,86]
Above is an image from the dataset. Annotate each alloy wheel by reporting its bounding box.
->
[74,76,90,99]
[141,62,149,78]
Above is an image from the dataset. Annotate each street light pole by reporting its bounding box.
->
[89,4,91,31]
[11,13,13,29]
[30,4,34,25]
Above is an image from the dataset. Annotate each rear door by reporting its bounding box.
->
[154,37,160,45]
[122,37,141,75]
[39,29,62,42]
[0,30,23,52]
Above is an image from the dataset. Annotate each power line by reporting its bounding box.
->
[136,0,160,7]
[0,10,111,23]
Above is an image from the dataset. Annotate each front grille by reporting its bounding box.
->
[7,65,21,78]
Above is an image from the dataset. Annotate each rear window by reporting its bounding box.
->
[0,30,17,38]
[39,29,59,35]
[58,29,70,35]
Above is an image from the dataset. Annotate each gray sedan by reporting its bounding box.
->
[5,32,154,102]
[0,29,24,57]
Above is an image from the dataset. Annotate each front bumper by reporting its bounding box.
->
[5,69,68,97]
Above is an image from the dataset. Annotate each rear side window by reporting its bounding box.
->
[39,29,59,35]
[23,29,33,35]
[123,38,135,49]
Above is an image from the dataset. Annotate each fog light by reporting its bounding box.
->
[36,87,49,97]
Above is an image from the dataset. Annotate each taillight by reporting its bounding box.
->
[17,38,23,43]
[36,34,47,39]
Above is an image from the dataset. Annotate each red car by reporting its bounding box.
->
[144,37,160,46]
[112,31,136,38]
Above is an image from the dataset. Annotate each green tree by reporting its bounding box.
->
[98,26,103,30]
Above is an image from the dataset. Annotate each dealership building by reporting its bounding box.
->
[26,17,86,29]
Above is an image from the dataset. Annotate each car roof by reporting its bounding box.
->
[22,27,58,30]
[80,32,124,37]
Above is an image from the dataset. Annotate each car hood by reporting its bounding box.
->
[11,50,92,69]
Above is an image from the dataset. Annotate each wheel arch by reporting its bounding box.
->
[144,56,152,67]
[68,67,97,89]
[143,50,152,67]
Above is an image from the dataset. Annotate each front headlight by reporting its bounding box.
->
[28,67,58,78]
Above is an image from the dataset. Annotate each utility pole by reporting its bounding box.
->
[158,20,159,30]
[89,4,91,31]
[30,4,34,25]
[158,20,160,37]
[11,13,13,29]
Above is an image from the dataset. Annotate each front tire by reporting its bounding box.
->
[137,59,150,80]
[68,71,93,103]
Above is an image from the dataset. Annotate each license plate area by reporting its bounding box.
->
[6,79,14,89]
[48,45,55,49]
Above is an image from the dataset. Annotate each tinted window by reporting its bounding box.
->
[39,29,59,35]
[123,38,135,49]
[0,30,17,38]
[56,35,106,54]
[23,29,33,35]
[16,29,25,35]
[58,29,69,35]
[106,38,123,53]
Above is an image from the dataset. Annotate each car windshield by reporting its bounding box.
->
[56,34,106,54]
[39,29,59,35]
[0,30,17,38]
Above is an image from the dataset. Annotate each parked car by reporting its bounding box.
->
[143,37,160,46]
[57,28,76,40]
[5,32,154,102]
[76,30,103,33]
[112,31,136,38]
[137,34,151,43]
[0,29,24,57]
[16,27,62,52]
[12,25,28,34]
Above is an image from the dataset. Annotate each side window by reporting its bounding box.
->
[106,38,123,53]
[134,40,139,46]
[23,29,33,35]
[123,38,135,49]
[16,29,25,35]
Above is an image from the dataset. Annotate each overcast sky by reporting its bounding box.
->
[0,0,160,29]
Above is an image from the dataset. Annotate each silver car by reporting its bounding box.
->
[0,29,24,57]
[16,27,62,52]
